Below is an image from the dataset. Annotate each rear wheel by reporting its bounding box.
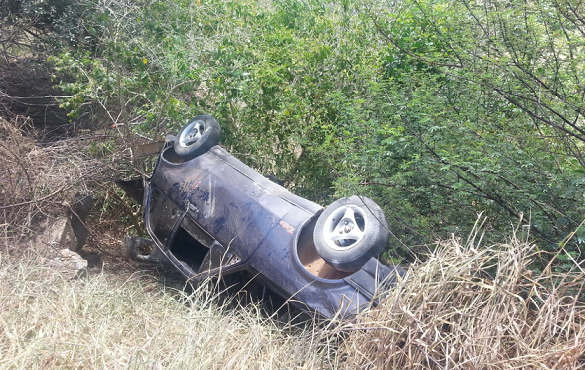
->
[313,196,389,272]
[174,115,221,160]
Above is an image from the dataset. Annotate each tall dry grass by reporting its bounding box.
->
[2,234,583,369]
[342,230,585,369]
[0,253,340,369]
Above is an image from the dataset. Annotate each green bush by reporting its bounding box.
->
[50,0,585,266]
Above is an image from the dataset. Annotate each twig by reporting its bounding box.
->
[0,186,71,210]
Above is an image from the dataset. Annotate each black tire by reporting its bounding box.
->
[173,115,221,160]
[313,196,389,272]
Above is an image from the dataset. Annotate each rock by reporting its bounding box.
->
[59,248,72,258]
[33,217,88,279]
[43,218,77,252]
[68,193,94,251]
[47,249,88,279]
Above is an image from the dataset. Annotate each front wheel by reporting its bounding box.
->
[313,196,389,272]
[173,115,221,160]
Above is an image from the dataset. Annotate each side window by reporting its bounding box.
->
[149,187,181,245]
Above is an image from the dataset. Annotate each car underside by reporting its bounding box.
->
[123,115,405,318]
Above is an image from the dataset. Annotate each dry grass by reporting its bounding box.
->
[2,233,583,369]
[342,231,585,369]
[0,253,340,369]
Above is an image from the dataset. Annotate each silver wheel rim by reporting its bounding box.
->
[178,120,205,147]
[322,205,367,251]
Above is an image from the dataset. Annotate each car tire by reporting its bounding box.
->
[313,196,389,272]
[174,115,221,160]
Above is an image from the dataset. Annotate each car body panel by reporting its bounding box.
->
[151,147,308,261]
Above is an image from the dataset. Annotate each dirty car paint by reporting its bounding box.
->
[143,145,405,318]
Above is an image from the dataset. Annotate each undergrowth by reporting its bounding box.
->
[1,233,584,369]
[343,232,585,369]
[0,254,338,369]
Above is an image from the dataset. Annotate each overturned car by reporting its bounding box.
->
[127,115,404,318]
